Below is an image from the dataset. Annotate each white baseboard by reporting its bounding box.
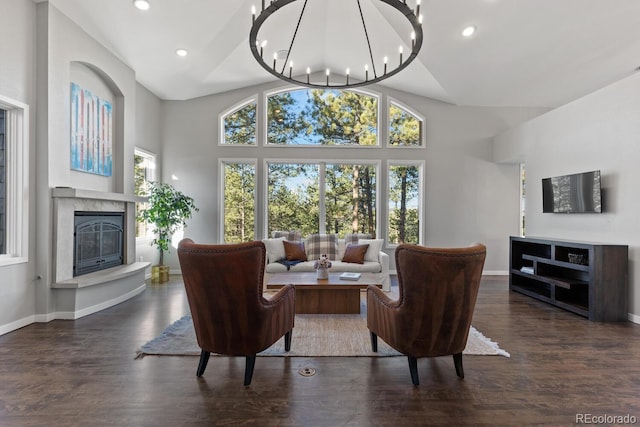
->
[628,313,640,324]
[0,315,37,336]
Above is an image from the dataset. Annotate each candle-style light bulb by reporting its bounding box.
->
[346,68,350,85]
[419,14,423,24]
[260,40,267,58]
[273,52,277,70]
[411,31,416,49]
[251,5,256,23]
[384,56,388,74]
[416,0,421,16]
[306,67,310,84]
[289,61,293,78]
[326,68,330,86]
[365,64,369,81]
[399,46,403,64]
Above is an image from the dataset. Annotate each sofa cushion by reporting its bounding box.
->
[305,234,338,261]
[283,240,307,261]
[262,237,286,263]
[358,238,384,262]
[272,230,302,242]
[342,244,369,264]
[345,233,372,246]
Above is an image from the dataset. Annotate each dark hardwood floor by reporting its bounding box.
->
[1,275,639,426]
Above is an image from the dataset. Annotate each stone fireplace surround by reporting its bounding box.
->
[51,187,149,319]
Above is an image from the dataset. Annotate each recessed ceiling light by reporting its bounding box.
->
[461,26,476,37]
[133,0,150,11]
[176,49,188,57]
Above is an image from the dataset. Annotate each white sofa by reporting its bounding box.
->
[263,235,390,291]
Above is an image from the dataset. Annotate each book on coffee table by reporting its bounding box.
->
[339,272,361,281]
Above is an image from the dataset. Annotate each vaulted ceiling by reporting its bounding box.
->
[47,0,640,107]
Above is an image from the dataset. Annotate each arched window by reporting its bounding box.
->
[220,99,257,145]
[266,89,379,146]
[388,100,424,147]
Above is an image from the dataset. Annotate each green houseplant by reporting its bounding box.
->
[138,182,198,282]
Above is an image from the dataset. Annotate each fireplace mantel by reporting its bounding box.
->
[52,187,147,203]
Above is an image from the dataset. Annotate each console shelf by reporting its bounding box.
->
[510,236,628,321]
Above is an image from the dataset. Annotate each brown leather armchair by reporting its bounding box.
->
[177,239,295,386]
[367,243,486,385]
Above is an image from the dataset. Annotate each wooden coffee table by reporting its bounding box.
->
[267,272,382,314]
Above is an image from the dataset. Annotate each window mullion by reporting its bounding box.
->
[319,162,326,234]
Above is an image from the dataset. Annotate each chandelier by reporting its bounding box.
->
[249,0,423,89]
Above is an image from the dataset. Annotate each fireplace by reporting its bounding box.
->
[73,211,124,276]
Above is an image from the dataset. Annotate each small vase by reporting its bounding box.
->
[316,267,329,280]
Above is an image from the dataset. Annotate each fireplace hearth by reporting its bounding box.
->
[74,211,124,276]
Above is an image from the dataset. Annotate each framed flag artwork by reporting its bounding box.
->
[70,82,113,176]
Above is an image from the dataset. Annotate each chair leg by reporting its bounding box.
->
[196,350,210,377]
[453,352,464,379]
[408,356,419,385]
[284,330,292,352]
[370,332,378,352]
[244,355,257,386]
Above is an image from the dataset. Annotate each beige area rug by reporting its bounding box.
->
[136,313,510,358]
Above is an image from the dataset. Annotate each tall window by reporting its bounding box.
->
[266,89,378,146]
[221,160,256,243]
[266,161,377,237]
[134,149,156,239]
[221,99,256,145]
[0,109,5,254]
[0,95,29,265]
[267,162,319,236]
[389,101,424,147]
[388,162,422,245]
[325,163,376,236]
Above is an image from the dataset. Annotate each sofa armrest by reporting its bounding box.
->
[378,251,390,291]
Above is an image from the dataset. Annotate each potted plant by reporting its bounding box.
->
[138,182,198,282]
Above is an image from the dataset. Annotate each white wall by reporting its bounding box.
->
[0,0,37,333]
[494,72,640,320]
[160,80,546,273]
[135,83,163,267]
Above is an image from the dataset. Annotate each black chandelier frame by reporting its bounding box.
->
[249,0,423,89]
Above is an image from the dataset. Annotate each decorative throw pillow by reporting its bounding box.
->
[345,233,372,246]
[358,238,384,262]
[283,240,307,261]
[305,234,338,260]
[262,237,286,263]
[342,244,369,264]
[272,230,302,242]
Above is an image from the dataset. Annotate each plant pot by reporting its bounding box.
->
[151,265,170,283]
[316,267,329,280]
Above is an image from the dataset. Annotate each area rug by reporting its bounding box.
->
[135,314,510,359]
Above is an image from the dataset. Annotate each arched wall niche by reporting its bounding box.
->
[69,61,125,192]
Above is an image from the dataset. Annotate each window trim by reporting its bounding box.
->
[387,97,427,149]
[0,95,29,267]
[263,158,381,238]
[263,86,382,148]
[219,158,258,242]
[386,159,425,247]
[134,148,156,242]
[218,96,258,146]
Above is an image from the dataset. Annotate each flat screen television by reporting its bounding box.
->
[542,170,602,213]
